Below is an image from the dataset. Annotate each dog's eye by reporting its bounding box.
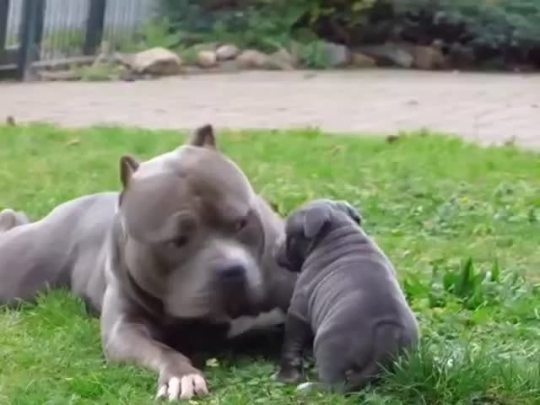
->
[234,218,248,232]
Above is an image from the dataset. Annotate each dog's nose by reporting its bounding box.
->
[217,264,246,283]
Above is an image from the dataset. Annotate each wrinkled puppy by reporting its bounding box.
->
[274,199,419,392]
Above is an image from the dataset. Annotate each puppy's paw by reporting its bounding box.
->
[296,382,327,394]
[274,367,303,384]
[157,365,208,401]
[296,381,317,393]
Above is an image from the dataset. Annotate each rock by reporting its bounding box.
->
[266,48,296,70]
[322,42,350,67]
[412,45,446,70]
[350,52,376,68]
[359,43,414,68]
[218,60,242,73]
[197,50,218,68]
[123,47,182,76]
[216,44,240,61]
[237,49,270,69]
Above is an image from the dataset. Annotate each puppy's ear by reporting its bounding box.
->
[303,206,331,239]
[189,124,216,149]
[337,201,362,225]
[120,155,139,188]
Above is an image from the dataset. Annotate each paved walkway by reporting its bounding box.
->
[1,70,539,149]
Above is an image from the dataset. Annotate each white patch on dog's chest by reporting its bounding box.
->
[226,308,286,338]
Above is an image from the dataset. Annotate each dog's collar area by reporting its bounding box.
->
[124,269,166,317]
[113,215,167,319]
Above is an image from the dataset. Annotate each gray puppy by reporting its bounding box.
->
[274,199,419,391]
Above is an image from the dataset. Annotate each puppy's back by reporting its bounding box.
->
[305,228,418,391]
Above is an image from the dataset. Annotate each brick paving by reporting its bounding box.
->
[1,69,539,149]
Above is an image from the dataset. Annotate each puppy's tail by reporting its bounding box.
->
[345,321,407,391]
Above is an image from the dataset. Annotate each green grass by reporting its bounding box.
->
[0,125,539,404]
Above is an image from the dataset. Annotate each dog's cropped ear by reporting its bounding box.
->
[120,155,139,188]
[189,124,216,149]
[303,206,331,239]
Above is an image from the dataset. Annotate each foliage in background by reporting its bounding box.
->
[156,0,540,67]
[375,0,540,65]
[158,0,307,51]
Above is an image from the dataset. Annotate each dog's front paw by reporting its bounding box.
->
[157,364,208,401]
[274,366,303,384]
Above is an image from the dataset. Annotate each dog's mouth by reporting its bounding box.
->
[218,283,254,318]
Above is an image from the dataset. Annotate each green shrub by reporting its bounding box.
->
[158,0,540,67]
[383,0,540,64]
[159,0,307,51]
[403,257,532,310]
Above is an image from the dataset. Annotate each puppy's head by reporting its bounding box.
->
[274,199,361,272]
[118,125,269,320]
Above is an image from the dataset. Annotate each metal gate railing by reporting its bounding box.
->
[0,0,154,80]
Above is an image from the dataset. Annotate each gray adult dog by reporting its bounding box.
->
[274,199,419,391]
[0,125,296,401]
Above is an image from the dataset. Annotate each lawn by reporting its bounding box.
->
[0,124,539,405]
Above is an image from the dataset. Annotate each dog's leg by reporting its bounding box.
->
[101,288,208,401]
[276,314,311,384]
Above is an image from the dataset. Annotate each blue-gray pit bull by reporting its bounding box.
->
[0,125,296,401]
[274,199,419,392]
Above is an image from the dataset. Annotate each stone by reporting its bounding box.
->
[350,52,376,68]
[218,60,242,73]
[197,50,218,68]
[237,49,270,69]
[216,44,240,61]
[266,48,296,70]
[123,47,182,76]
[412,45,446,70]
[322,42,350,67]
[358,43,414,68]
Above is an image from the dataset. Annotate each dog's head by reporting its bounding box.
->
[274,199,361,272]
[117,125,269,320]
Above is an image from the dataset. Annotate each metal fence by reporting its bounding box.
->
[0,0,156,80]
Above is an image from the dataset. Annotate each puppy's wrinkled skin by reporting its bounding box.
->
[275,200,418,392]
[0,125,296,401]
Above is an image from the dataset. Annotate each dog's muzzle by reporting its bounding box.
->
[215,263,252,317]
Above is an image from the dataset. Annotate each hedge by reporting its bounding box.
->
[159,0,540,68]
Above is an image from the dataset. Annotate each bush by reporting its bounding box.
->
[158,0,540,67]
[376,0,540,65]
[158,0,307,51]
[307,0,540,66]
